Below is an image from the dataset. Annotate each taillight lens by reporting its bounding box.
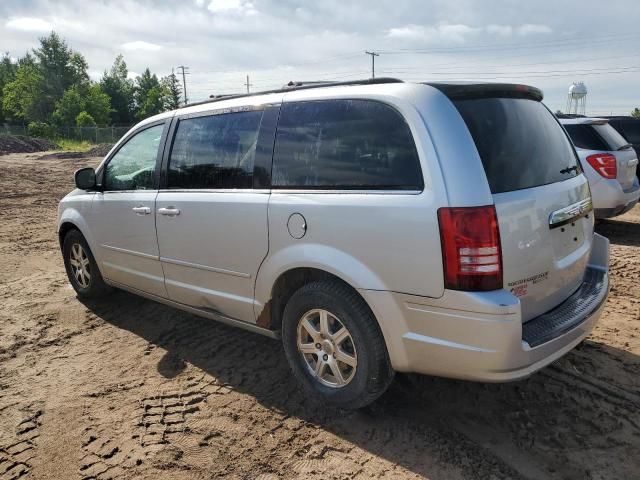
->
[586,153,617,179]
[438,206,503,291]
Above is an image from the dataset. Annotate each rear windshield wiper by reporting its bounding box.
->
[560,165,579,175]
[618,143,633,151]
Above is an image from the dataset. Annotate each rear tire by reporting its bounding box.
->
[281,280,394,409]
[62,229,111,299]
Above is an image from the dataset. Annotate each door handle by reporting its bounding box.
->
[158,207,181,216]
[132,206,151,215]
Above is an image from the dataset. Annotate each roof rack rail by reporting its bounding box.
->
[185,77,403,108]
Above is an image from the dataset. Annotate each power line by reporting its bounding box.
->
[381,65,640,77]
[375,32,640,55]
[365,51,380,78]
[176,65,190,106]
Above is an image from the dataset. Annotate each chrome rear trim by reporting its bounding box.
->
[548,197,593,229]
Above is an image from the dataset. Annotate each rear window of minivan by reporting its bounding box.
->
[454,98,580,194]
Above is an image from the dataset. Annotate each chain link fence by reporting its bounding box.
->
[1,124,132,143]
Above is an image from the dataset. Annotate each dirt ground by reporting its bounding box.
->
[0,152,638,480]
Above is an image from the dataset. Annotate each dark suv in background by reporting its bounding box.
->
[602,116,640,177]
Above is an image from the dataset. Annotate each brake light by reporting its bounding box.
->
[586,153,617,179]
[438,206,503,291]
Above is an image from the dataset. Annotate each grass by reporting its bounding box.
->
[55,138,94,151]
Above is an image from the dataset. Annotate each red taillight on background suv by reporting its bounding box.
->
[438,206,503,291]
[586,153,617,179]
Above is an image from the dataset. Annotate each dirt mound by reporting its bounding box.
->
[0,134,56,155]
[38,151,87,160]
[85,144,113,157]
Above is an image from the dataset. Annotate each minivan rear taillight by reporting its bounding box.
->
[586,153,617,179]
[438,206,503,291]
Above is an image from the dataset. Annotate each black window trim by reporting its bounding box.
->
[269,97,425,194]
[99,118,171,193]
[159,103,280,191]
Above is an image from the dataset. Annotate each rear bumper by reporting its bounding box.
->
[360,233,610,382]
[592,177,640,218]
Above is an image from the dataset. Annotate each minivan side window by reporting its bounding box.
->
[104,124,164,191]
[272,99,423,190]
[167,109,264,189]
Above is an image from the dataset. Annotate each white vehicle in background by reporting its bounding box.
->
[560,117,640,218]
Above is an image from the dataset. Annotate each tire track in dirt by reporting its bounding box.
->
[0,405,43,480]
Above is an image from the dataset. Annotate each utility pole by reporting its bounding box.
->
[244,75,253,93]
[177,65,190,105]
[365,51,380,79]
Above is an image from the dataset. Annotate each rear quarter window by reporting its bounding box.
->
[454,98,580,194]
[563,124,608,150]
[592,124,631,150]
[272,99,423,190]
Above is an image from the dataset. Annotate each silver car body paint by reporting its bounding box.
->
[58,82,610,381]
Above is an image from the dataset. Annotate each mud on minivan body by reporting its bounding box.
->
[58,79,609,408]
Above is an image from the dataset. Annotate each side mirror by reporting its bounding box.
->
[75,167,97,190]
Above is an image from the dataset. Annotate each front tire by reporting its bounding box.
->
[62,229,111,299]
[282,280,394,409]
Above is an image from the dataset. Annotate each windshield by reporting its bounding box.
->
[454,98,580,194]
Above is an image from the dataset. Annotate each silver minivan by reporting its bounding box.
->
[59,79,610,408]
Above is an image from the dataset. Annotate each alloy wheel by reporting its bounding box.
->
[296,308,358,388]
[69,243,91,289]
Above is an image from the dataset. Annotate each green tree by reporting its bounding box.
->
[135,68,164,119]
[84,84,112,125]
[0,53,18,122]
[2,62,47,122]
[161,72,182,110]
[137,85,165,120]
[31,32,89,118]
[53,83,112,126]
[76,111,96,127]
[100,55,135,125]
[52,85,84,126]
[631,108,640,119]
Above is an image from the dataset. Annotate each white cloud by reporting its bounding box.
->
[517,24,552,35]
[486,24,513,36]
[121,41,163,51]
[5,17,53,32]
[207,0,257,15]
[387,23,481,43]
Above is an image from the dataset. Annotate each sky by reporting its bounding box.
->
[1,0,639,115]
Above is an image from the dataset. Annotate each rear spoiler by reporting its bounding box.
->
[426,83,543,102]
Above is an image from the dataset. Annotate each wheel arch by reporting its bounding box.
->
[57,209,99,258]
[58,221,80,248]
[255,266,382,339]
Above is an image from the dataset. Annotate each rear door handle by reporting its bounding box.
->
[628,158,638,167]
[132,206,151,215]
[158,207,181,216]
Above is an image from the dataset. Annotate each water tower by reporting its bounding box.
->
[566,82,587,115]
